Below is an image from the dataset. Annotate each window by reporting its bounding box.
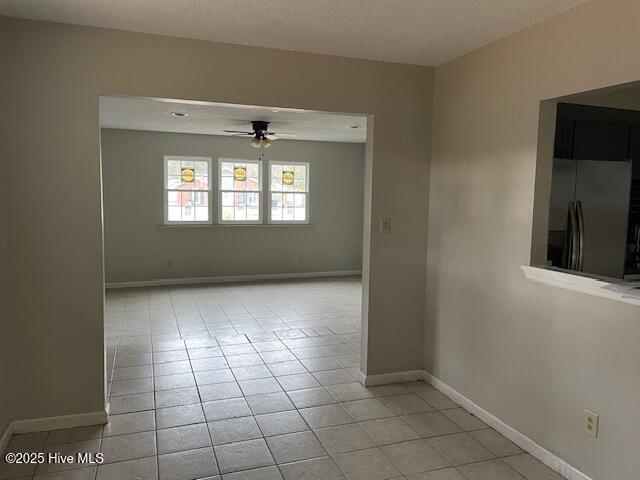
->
[269,162,309,223]
[219,159,262,223]
[164,156,211,224]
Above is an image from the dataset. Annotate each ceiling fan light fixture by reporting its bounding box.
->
[250,136,272,149]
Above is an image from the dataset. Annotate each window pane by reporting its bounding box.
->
[195,161,209,176]
[221,160,260,194]
[195,206,209,221]
[283,206,294,221]
[167,191,180,206]
[181,204,195,222]
[247,192,259,207]
[222,192,234,207]
[294,165,306,182]
[222,206,234,221]
[294,193,305,208]
[294,207,306,221]
[167,175,182,189]
[246,163,259,179]
[221,177,233,190]
[247,207,260,221]
[283,193,294,207]
[235,192,246,206]
[195,176,209,190]
[166,191,209,222]
[271,175,283,191]
[168,206,181,221]
[166,160,180,176]
[235,206,246,220]
[221,162,234,177]
[167,158,211,191]
[271,206,282,221]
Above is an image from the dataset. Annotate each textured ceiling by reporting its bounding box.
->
[100,97,367,143]
[0,0,589,66]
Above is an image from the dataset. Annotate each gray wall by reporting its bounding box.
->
[101,129,365,283]
[427,0,640,478]
[1,14,433,431]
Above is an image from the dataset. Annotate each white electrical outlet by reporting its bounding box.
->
[379,217,391,234]
[583,410,599,438]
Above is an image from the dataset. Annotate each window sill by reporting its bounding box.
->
[521,265,640,306]
[157,223,315,229]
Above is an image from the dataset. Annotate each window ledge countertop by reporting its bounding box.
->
[521,265,640,307]
[157,223,315,229]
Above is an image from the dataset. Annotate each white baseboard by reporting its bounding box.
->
[106,270,362,289]
[1,410,108,453]
[423,372,592,480]
[363,369,424,386]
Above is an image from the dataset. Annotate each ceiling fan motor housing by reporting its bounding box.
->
[251,120,270,138]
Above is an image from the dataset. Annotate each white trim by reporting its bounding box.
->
[362,370,424,386]
[11,411,108,435]
[106,270,362,289]
[423,371,593,480]
[355,370,367,385]
[521,265,640,306]
[1,410,108,453]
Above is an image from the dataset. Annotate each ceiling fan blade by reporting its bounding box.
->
[222,130,253,135]
[268,132,299,138]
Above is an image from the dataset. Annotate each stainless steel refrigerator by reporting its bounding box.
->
[547,158,632,278]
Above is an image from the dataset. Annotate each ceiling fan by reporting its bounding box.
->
[223,121,298,148]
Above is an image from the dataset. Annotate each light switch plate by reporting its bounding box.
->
[379,217,391,234]
[583,409,599,438]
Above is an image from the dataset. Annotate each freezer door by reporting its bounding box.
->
[547,159,577,268]
[575,160,632,278]
[549,159,577,231]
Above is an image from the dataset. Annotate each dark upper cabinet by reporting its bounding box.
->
[573,121,630,161]
[553,118,574,158]
[629,125,640,161]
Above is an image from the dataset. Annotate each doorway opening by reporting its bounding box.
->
[99,95,371,414]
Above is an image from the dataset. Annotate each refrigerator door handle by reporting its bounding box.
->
[563,202,572,269]
[568,201,579,270]
[576,200,585,271]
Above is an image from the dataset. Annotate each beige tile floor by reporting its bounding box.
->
[1,278,564,480]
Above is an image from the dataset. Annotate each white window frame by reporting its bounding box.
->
[163,155,212,225]
[268,161,310,224]
[218,158,263,225]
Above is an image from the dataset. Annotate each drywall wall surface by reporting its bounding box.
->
[101,129,365,282]
[427,0,640,478]
[2,13,433,426]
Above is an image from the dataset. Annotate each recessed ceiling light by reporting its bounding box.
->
[171,112,189,117]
